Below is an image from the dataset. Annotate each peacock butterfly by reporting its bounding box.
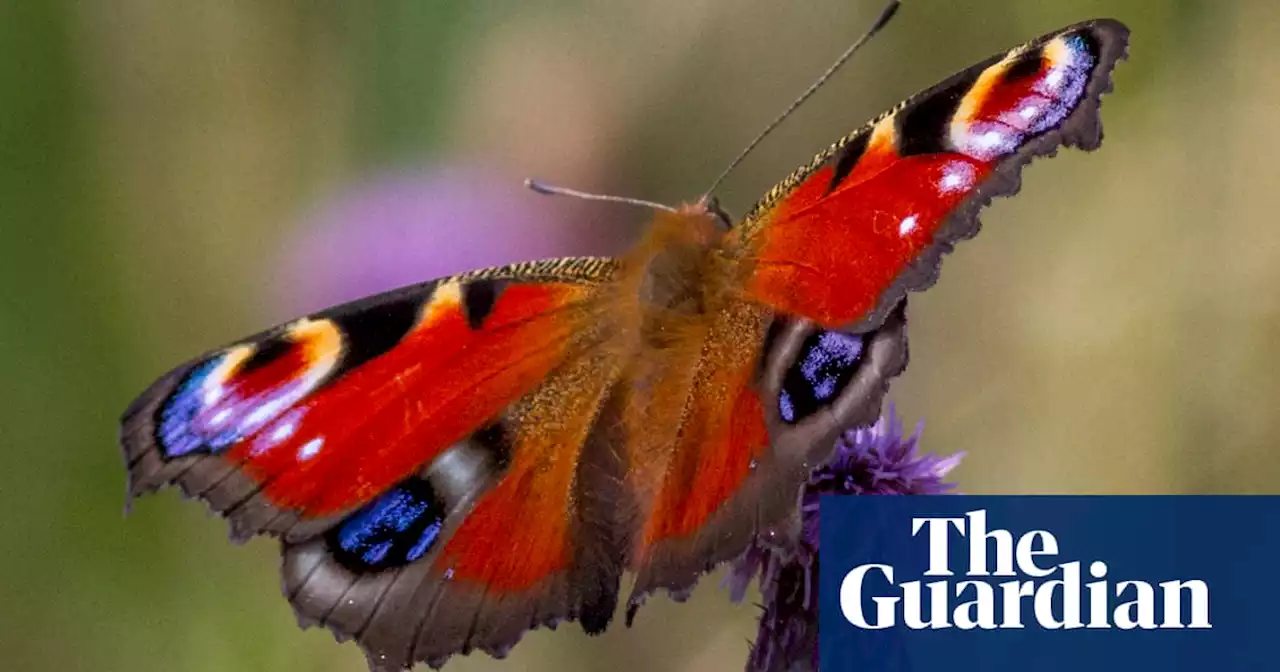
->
[120,12,1129,671]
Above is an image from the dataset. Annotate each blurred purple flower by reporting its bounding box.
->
[279,164,616,314]
[726,406,963,672]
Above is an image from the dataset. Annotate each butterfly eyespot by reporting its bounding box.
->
[154,321,343,460]
[320,421,512,575]
[157,356,244,457]
[326,477,448,573]
[1000,49,1045,84]
[778,330,867,424]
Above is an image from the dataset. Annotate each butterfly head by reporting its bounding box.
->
[697,195,733,232]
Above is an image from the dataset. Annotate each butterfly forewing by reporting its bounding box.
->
[121,257,618,534]
[737,19,1129,332]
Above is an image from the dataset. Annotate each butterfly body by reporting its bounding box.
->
[121,18,1128,670]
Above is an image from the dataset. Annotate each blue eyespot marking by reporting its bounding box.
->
[327,478,447,573]
[158,358,232,457]
[952,31,1100,162]
[154,337,333,460]
[779,330,865,424]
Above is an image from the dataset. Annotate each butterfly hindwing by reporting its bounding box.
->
[737,19,1129,330]
[624,302,909,613]
[281,342,632,670]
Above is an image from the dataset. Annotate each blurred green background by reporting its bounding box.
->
[3,1,1276,671]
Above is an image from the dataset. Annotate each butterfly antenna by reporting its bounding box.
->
[525,178,679,214]
[700,0,901,202]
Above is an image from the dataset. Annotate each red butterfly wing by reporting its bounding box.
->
[122,257,616,542]
[625,303,908,612]
[738,20,1129,330]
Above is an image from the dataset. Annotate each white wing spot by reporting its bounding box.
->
[938,161,977,194]
[298,438,324,461]
[202,386,223,406]
[978,130,1005,150]
[270,421,296,443]
[244,404,276,428]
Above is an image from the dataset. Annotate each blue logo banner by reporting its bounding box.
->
[818,496,1280,671]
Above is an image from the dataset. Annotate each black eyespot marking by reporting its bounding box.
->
[329,295,421,372]
[897,70,982,157]
[462,280,503,330]
[778,329,866,424]
[239,337,292,374]
[471,422,512,472]
[326,477,448,574]
[827,131,872,194]
[1002,47,1046,83]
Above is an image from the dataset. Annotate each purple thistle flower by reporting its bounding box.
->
[726,406,963,672]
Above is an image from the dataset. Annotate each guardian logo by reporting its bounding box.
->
[839,510,1211,631]
[817,496,1280,672]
